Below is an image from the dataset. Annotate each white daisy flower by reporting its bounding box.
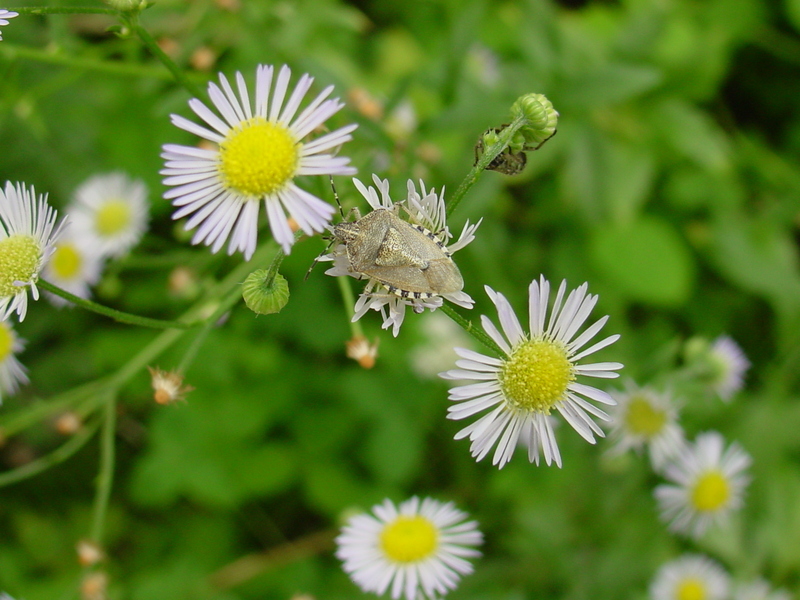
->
[322,175,479,336]
[161,63,358,259]
[41,234,104,307]
[0,181,65,321]
[709,335,750,401]
[650,554,730,600]
[440,276,623,468]
[733,579,792,600]
[0,9,18,41]
[0,319,28,403]
[654,431,751,538]
[606,382,685,471]
[69,172,148,259]
[335,496,482,600]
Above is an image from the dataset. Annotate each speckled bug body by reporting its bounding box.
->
[331,207,464,299]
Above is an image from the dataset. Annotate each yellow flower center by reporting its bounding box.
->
[691,470,730,512]
[95,199,132,237]
[0,234,40,297]
[380,515,438,563]
[0,321,15,361]
[676,578,707,600]
[218,117,300,197]
[500,338,575,413]
[50,243,83,280]
[624,394,667,438]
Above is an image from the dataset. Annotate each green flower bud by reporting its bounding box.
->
[510,93,559,150]
[242,270,289,315]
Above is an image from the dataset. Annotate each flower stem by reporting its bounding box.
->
[440,303,504,357]
[130,21,204,98]
[90,394,117,545]
[446,115,527,218]
[38,279,196,329]
[12,6,117,15]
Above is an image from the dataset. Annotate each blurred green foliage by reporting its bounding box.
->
[1,0,799,599]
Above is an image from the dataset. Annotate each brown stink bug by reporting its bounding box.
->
[320,176,480,336]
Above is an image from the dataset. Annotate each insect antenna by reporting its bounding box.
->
[305,177,344,281]
[330,175,346,219]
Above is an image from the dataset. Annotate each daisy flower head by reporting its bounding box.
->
[733,579,792,600]
[161,64,358,259]
[0,319,29,403]
[606,382,685,471]
[69,172,148,259]
[0,181,65,321]
[335,496,483,600]
[322,175,480,337]
[0,9,18,41]
[440,276,623,469]
[41,233,104,307]
[655,431,752,538]
[708,335,750,401]
[650,554,730,600]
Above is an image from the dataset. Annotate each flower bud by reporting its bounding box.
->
[510,93,559,150]
[242,270,289,315]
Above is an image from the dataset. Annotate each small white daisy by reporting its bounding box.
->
[733,579,792,600]
[650,554,730,600]
[69,172,148,259]
[654,431,751,538]
[709,335,750,401]
[0,9,18,41]
[41,234,104,307]
[335,496,482,600]
[322,175,479,336]
[440,276,623,468]
[0,319,29,403]
[161,63,358,259]
[0,181,65,321]
[605,382,685,471]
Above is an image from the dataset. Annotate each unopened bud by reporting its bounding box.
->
[148,367,193,405]
[345,335,379,369]
[76,539,104,567]
[81,571,108,600]
[242,270,290,315]
[55,412,82,435]
[510,93,559,150]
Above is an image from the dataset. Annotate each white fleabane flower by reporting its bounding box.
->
[440,276,623,468]
[709,335,750,400]
[336,496,482,600]
[0,9,18,41]
[0,319,28,403]
[606,382,685,471]
[655,431,751,538]
[69,172,148,259]
[733,579,792,600]
[650,554,730,600]
[41,233,104,307]
[161,64,358,259]
[0,181,65,321]
[323,175,479,336]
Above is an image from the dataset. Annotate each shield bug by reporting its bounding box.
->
[331,206,464,300]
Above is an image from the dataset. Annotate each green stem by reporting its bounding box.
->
[130,21,204,98]
[440,303,504,357]
[38,279,196,329]
[0,43,186,80]
[447,115,527,218]
[0,418,100,487]
[12,6,117,15]
[90,394,116,544]
[336,276,364,339]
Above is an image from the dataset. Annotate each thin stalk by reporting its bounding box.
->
[38,279,196,329]
[12,6,117,15]
[130,22,204,98]
[336,275,364,339]
[89,394,116,545]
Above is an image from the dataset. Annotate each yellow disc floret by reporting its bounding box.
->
[0,235,40,297]
[676,578,707,600]
[218,117,300,197]
[624,394,667,438]
[500,338,575,413]
[0,321,15,361]
[380,515,438,563]
[50,243,83,280]
[95,199,132,237]
[691,470,730,512]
